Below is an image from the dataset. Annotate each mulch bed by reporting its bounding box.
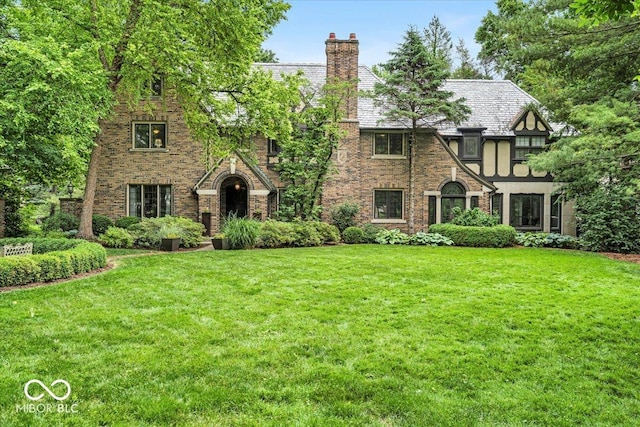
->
[599,252,640,264]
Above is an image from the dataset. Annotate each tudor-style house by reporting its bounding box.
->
[93,33,575,236]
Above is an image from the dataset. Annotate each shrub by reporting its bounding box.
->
[409,232,454,246]
[256,220,297,248]
[342,226,364,244]
[99,227,134,248]
[0,237,76,253]
[222,215,261,250]
[310,221,341,244]
[516,232,580,249]
[515,232,547,248]
[92,215,114,236]
[428,224,516,248]
[41,212,79,233]
[330,201,361,233]
[291,219,322,247]
[255,220,339,248]
[576,186,640,253]
[159,225,182,239]
[115,216,141,230]
[375,229,410,245]
[450,207,499,227]
[545,233,580,249]
[360,224,385,243]
[128,216,205,249]
[0,238,107,287]
[3,194,30,237]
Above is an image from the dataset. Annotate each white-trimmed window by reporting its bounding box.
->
[128,184,172,218]
[374,133,404,157]
[133,123,167,149]
[515,135,545,159]
[374,189,403,219]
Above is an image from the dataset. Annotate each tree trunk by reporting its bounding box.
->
[77,130,103,239]
[408,127,417,234]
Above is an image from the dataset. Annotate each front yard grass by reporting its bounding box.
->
[1,245,639,426]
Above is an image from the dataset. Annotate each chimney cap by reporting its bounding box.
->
[329,32,336,39]
[349,33,357,40]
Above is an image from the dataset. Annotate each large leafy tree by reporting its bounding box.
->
[275,80,349,220]
[1,0,290,238]
[370,26,470,233]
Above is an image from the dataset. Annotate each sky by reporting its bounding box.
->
[262,0,497,67]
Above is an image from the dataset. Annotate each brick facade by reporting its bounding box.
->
[94,33,573,235]
[93,96,205,223]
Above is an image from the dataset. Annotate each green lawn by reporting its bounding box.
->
[1,245,639,426]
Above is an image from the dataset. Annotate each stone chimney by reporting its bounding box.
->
[325,32,359,120]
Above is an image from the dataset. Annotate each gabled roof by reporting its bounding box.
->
[256,63,556,138]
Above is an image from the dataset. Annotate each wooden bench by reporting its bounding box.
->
[0,243,33,257]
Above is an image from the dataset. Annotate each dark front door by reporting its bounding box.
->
[221,176,248,219]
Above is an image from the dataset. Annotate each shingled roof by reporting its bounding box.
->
[257,63,551,138]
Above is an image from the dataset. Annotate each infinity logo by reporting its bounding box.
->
[24,379,71,401]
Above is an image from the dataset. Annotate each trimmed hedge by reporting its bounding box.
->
[428,224,517,248]
[0,238,107,287]
[342,226,364,244]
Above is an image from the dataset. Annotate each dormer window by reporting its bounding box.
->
[462,135,480,158]
[457,128,485,159]
[514,135,545,160]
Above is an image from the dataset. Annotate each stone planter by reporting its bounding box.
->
[161,237,181,252]
[211,237,230,250]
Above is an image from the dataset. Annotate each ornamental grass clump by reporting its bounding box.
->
[222,214,260,250]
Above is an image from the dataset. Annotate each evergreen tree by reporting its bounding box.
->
[423,16,453,71]
[369,26,470,233]
[451,38,488,79]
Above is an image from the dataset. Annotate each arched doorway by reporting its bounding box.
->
[220,176,248,219]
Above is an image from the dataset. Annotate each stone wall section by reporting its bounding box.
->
[59,198,83,218]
